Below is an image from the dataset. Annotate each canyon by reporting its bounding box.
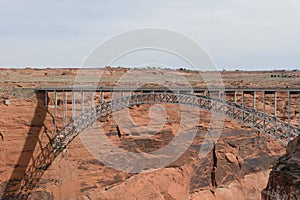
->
[0,67,299,199]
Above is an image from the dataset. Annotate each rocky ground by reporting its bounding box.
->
[262,135,300,200]
[0,67,299,199]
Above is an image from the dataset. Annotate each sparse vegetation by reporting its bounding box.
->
[270,73,299,78]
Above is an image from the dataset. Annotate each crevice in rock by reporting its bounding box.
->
[236,156,242,169]
[211,142,218,187]
[116,125,121,138]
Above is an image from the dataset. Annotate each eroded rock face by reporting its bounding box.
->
[74,129,284,200]
[1,68,297,199]
[0,97,286,199]
[262,136,300,200]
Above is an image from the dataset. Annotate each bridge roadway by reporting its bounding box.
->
[35,86,300,92]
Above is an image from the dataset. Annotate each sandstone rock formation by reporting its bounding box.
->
[262,135,300,200]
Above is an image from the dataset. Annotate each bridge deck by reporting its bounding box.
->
[35,86,300,93]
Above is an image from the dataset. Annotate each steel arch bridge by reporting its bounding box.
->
[4,87,300,199]
[53,92,298,149]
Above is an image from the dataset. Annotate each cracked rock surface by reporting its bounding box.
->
[262,135,300,200]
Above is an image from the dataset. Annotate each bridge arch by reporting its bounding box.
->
[16,92,300,199]
[53,92,299,149]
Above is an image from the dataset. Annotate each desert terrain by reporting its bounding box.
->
[0,67,300,199]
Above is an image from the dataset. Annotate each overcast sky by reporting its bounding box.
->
[1,0,300,70]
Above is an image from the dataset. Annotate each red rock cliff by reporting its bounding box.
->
[262,136,300,200]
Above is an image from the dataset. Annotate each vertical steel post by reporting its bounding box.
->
[242,90,244,120]
[90,91,94,121]
[111,90,114,110]
[220,91,223,113]
[253,91,256,126]
[263,91,266,113]
[63,91,66,126]
[54,91,57,134]
[263,91,266,132]
[234,91,237,117]
[253,91,256,109]
[234,91,237,104]
[81,91,84,114]
[91,91,94,110]
[101,91,104,103]
[65,91,68,124]
[288,91,291,141]
[242,91,244,106]
[274,91,277,135]
[45,90,48,106]
[274,91,277,117]
[299,92,300,129]
[72,91,75,119]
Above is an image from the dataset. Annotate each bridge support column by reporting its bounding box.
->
[234,91,237,118]
[91,91,94,110]
[81,91,85,114]
[274,91,277,117]
[253,91,256,109]
[72,91,75,119]
[274,91,277,135]
[45,90,48,106]
[234,91,236,103]
[263,91,266,132]
[63,91,67,126]
[54,91,57,134]
[242,91,244,121]
[101,91,104,103]
[299,92,300,129]
[288,91,291,141]
[253,91,256,126]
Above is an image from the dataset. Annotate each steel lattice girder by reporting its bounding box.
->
[52,93,300,149]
